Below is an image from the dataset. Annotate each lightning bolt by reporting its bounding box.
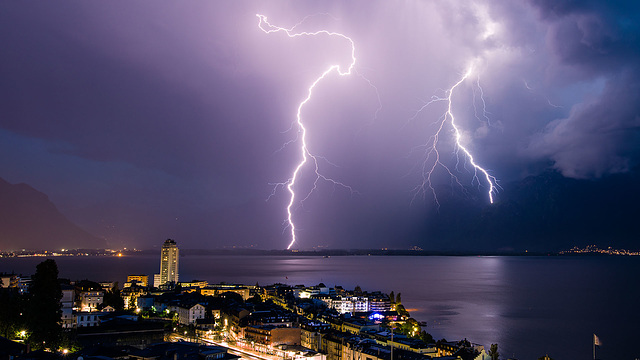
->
[411,64,499,208]
[257,14,370,250]
[523,79,563,109]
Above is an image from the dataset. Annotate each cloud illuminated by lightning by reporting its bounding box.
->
[257,14,368,250]
[410,63,499,207]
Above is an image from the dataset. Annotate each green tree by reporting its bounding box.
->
[389,291,395,304]
[395,303,409,318]
[396,292,402,304]
[420,330,434,344]
[488,343,499,360]
[27,259,63,350]
[398,318,421,337]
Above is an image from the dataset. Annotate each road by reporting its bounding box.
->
[172,334,279,360]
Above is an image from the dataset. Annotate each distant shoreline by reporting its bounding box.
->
[2,247,639,258]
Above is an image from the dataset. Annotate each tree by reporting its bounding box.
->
[398,318,421,337]
[246,294,263,305]
[0,287,25,338]
[488,343,499,360]
[75,279,101,291]
[27,259,63,350]
[396,292,402,304]
[420,330,434,344]
[389,291,395,304]
[395,304,409,318]
[103,282,124,311]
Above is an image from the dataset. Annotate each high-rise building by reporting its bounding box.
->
[154,239,179,288]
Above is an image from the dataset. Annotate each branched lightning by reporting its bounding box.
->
[257,14,373,250]
[523,79,563,109]
[411,64,499,208]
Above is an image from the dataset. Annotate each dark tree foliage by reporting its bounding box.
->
[0,287,26,338]
[395,304,409,317]
[420,330,434,344]
[27,259,62,350]
[389,291,395,304]
[103,282,124,311]
[75,279,101,291]
[246,294,263,305]
[219,291,244,304]
[488,343,499,360]
[396,292,402,304]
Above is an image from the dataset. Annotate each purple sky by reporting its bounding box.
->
[1,1,639,250]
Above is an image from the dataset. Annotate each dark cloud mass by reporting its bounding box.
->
[527,0,640,178]
[0,1,638,250]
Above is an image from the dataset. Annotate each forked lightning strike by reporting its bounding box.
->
[411,64,499,207]
[257,14,364,250]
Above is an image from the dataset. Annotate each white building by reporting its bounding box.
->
[79,290,104,312]
[327,296,369,314]
[76,312,102,327]
[154,239,179,287]
[298,285,330,299]
[61,285,75,329]
[178,303,206,325]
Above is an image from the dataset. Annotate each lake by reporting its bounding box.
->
[2,254,638,360]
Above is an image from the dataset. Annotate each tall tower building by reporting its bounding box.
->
[154,239,179,288]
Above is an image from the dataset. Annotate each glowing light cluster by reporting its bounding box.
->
[411,64,499,207]
[257,14,362,250]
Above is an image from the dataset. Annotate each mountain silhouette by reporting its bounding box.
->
[0,177,106,251]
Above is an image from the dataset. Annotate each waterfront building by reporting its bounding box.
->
[368,293,391,313]
[153,239,179,288]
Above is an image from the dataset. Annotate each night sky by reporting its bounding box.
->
[1,1,639,250]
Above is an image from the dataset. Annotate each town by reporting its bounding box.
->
[0,240,501,360]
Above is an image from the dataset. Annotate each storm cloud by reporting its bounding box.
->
[1,1,638,249]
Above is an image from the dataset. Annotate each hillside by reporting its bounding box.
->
[0,177,106,250]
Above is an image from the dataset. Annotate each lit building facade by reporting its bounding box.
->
[127,275,148,287]
[154,239,179,287]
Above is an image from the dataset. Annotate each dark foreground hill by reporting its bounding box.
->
[0,177,106,250]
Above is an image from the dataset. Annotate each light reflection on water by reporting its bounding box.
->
[2,255,638,360]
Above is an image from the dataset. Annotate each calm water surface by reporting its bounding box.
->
[2,255,638,360]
